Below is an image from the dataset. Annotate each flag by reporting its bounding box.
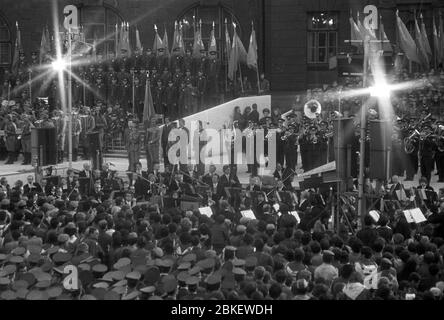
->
[163,27,170,59]
[92,36,97,61]
[209,23,217,54]
[228,24,247,81]
[11,22,22,75]
[192,25,205,58]
[247,25,258,70]
[143,77,155,122]
[153,25,164,57]
[379,19,393,53]
[225,20,231,62]
[171,21,185,57]
[39,25,51,64]
[135,28,143,53]
[414,16,429,69]
[349,16,362,49]
[433,15,441,67]
[420,14,432,58]
[396,11,421,64]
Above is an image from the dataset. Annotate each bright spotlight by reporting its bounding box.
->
[369,84,391,99]
[51,58,67,72]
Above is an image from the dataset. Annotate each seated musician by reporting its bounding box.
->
[217,165,241,197]
[91,181,105,203]
[273,163,284,181]
[209,175,221,201]
[60,177,70,194]
[246,176,262,192]
[297,190,312,212]
[276,180,289,192]
[123,190,136,207]
[417,176,437,209]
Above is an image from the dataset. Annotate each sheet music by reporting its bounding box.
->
[409,208,427,223]
[199,207,213,218]
[290,211,301,223]
[369,210,380,223]
[240,210,256,220]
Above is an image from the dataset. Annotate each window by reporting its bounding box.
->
[79,4,123,59]
[307,12,338,64]
[177,3,241,61]
[0,13,11,66]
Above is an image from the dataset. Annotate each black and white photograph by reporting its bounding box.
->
[0,0,443,306]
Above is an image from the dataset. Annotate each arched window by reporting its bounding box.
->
[79,4,123,59]
[0,13,12,67]
[177,3,241,59]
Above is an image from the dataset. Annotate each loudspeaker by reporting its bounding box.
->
[31,127,57,166]
[369,120,392,180]
[332,118,355,179]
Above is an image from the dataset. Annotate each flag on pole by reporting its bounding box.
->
[11,22,22,75]
[163,27,170,59]
[349,14,362,50]
[414,16,429,69]
[247,24,258,70]
[379,18,393,53]
[143,77,155,122]
[420,14,432,58]
[396,11,421,64]
[153,25,164,57]
[39,25,51,64]
[135,27,143,54]
[192,22,205,58]
[171,21,185,57]
[209,22,217,54]
[228,23,247,81]
[225,19,231,62]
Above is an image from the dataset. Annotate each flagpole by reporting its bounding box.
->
[253,21,261,95]
[132,70,135,116]
[8,83,10,101]
[28,70,32,102]
[224,18,228,100]
[115,23,118,58]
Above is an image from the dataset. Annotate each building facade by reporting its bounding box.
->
[0,0,443,96]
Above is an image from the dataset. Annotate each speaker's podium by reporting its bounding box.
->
[31,127,57,166]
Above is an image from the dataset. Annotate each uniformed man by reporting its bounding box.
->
[107,75,120,107]
[133,75,145,120]
[284,124,299,172]
[419,125,436,182]
[125,120,143,172]
[183,48,193,73]
[53,110,66,163]
[120,76,132,112]
[93,76,106,105]
[172,67,183,88]
[80,107,96,160]
[144,48,156,72]
[160,66,171,85]
[164,80,178,119]
[65,109,82,162]
[145,118,161,173]
[183,81,198,116]
[4,115,17,164]
[153,79,165,114]
[259,73,270,95]
[206,49,220,106]
[20,114,34,165]
[196,70,207,112]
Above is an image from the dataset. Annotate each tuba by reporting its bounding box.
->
[304,99,322,119]
[403,129,420,154]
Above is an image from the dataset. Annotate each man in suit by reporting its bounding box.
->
[202,164,219,187]
[217,165,240,200]
[23,175,42,196]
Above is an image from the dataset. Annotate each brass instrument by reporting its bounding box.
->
[403,129,420,154]
[304,99,322,119]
